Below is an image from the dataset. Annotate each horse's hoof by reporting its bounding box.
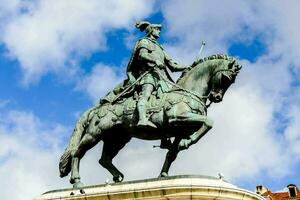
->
[159,172,168,177]
[73,181,84,189]
[113,174,124,183]
[79,189,85,194]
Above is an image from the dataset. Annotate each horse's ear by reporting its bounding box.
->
[228,60,236,69]
[234,64,242,72]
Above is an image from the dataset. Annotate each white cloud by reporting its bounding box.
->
[0,108,182,199]
[0,0,156,84]
[77,140,166,185]
[0,0,18,17]
[62,0,300,187]
[1,1,300,197]
[269,1,300,67]
[172,85,291,180]
[157,0,300,185]
[161,0,271,62]
[0,108,163,199]
[0,110,70,200]
[77,63,125,103]
[284,105,300,157]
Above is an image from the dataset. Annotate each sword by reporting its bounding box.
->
[111,70,149,103]
[190,41,206,68]
[196,41,206,61]
[197,41,205,60]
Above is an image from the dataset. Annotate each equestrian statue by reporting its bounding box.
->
[59,21,242,188]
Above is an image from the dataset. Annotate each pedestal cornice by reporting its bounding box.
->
[35,175,264,200]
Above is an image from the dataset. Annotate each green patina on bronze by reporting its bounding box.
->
[59,21,242,189]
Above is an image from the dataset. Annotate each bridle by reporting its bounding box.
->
[205,68,236,108]
[211,69,236,80]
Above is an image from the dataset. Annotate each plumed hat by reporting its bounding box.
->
[135,21,161,35]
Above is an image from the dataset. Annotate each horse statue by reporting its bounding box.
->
[59,54,242,188]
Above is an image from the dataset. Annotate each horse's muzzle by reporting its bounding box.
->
[209,92,223,103]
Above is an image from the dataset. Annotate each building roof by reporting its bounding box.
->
[262,187,300,200]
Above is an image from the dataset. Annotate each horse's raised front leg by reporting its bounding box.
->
[168,109,214,149]
[167,102,213,127]
[178,122,212,151]
[159,123,212,177]
[159,114,213,177]
[99,136,131,183]
[169,112,213,127]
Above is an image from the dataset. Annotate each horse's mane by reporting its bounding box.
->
[191,54,235,67]
[177,54,236,83]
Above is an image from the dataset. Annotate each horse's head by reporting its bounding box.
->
[177,55,242,104]
[208,59,242,103]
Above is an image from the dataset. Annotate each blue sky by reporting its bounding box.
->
[0,1,300,199]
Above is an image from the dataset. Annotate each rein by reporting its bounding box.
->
[157,68,234,101]
[162,65,235,108]
[154,69,209,102]
[211,69,235,79]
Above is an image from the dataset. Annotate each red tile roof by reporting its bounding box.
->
[263,189,300,200]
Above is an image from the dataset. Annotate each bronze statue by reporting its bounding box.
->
[59,21,242,188]
[102,21,188,129]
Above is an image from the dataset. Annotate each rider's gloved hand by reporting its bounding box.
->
[127,72,136,84]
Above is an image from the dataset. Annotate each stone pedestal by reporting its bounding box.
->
[35,175,264,200]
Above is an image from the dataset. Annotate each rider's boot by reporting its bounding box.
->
[137,99,157,128]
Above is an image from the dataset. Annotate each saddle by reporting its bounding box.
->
[123,93,167,115]
[122,91,206,116]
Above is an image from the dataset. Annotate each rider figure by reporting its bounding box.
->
[129,21,188,128]
[100,21,187,129]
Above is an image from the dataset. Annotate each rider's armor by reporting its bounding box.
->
[128,37,186,128]
[100,25,187,129]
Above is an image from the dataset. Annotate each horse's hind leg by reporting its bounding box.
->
[70,157,83,188]
[99,136,131,183]
[70,116,103,188]
[159,137,181,177]
[71,135,102,188]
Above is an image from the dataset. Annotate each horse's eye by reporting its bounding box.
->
[222,73,231,81]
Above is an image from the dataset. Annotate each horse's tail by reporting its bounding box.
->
[59,107,97,177]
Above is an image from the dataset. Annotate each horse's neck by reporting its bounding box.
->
[177,61,213,97]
